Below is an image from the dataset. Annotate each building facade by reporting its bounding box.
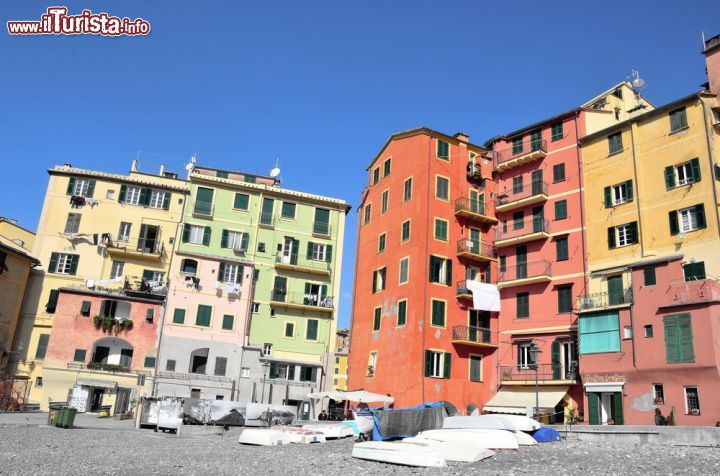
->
[348,128,500,411]
[10,164,187,408]
[333,328,349,390]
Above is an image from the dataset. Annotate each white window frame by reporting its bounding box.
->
[367,352,377,376]
[56,254,73,275]
[374,268,386,292]
[381,190,389,214]
[429,351,444,378]
[106,190,115,200]
[74,179,90,197]
[311,243,327,261]
[612,183,629,205]
[227,231,245,251]
[118,222,132,242]
[684,386,700,414]
[188,225,205,245]
[110,261,125,279]
[518,343,535,370]
[676,162,693,186]
[678,207,699,233]
[399,257,409,284]
[262,343,272,357]
[252,302,260,313]
[147,271,165,283]
[222,263,240,284]
[125,186,142,205]
[616,224,632,247]
[149,190,165,209]
[241,367,250,378]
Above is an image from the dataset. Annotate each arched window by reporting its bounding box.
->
[189,348,209,374]
[91,337,134,368]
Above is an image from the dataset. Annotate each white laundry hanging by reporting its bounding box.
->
[466,280,501,312]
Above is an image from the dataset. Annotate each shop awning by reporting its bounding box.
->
[482,386,568,415]
[583,382,625,393]
[77,378,117,390]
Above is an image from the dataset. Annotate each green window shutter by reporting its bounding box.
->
[678,314,694,362]
[607,227,616,249]
[68,255,79,275]
[443,352,451,379]
[604,186,612,208]
[320,284,328,300]
[643,267,656,286]
[222,314,234,330]
[424,350,433,377]
[240,233,249,252]
[625,180,633,201]
[470,356,481,382]
[664,166,676,189]
[695,204,706,229]
[217,171,229,179]
[162,192,171,210]
[444,259,452,286]
[139,188,151,206]
[372,270,378,293]
[325,244,333,263]
[690,158,701,182]
[244,175,256,184]
[48,252,59,273]
[86,180,96,198]
[173,308,185,324]
[397,301,407,326]
[555,200,567,219]
[119,184,127,202]
[664,315,681,363]
[45,289,59,313]
[307,320,319,340]
[613,392,624,425]
[35,334,50,359]
[234,193,249,210]
[144,356,156,368]
[551,340,561,379]
[217,263,226,282]
[220,229,229,248]
[66,177,76,195]
[202,227,211,246]
[628,222,638,244]
[196,305,211,327]
[556,237,568,261]
[182,224,190,243]
[142,270,155,280]
[306,242,314,260]
[80,301,91,315]
[588,393,600,425]
[669,211,679,235]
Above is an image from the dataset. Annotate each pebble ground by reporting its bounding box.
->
[1,424,719,475]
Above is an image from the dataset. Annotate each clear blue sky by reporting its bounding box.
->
[1,1,717,327]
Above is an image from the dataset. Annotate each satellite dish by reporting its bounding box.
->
[632,77,646,89]
[270,167,281,178]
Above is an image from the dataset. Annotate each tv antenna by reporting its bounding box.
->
[185,153,197,178]
[629,70,646,90]
[269,157,281,180]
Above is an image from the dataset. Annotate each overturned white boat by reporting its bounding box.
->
[352,441,447,467]
[238,428,290,446]
[400,437,495,462]
[513,430,537,446]
[443,415,516,431]
[301,423,355,439]
[491,414,541,432]
[271,426,326,444]
[416,428,520,450]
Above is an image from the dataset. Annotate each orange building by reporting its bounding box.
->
[347,128,499,411]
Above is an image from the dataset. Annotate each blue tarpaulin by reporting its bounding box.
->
[532,427,561,442]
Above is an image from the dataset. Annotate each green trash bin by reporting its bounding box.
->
[58,407,77,429]
[47,407,61,426]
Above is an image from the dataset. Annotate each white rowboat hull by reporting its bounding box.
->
[443,415,516,431]
[400,437,495,462]
[352,441,447,467]
[417,428,520,450]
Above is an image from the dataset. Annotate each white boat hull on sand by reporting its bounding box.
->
[271,426,326,444]
[513,430,537,446]
[400,437,495,462]
[352,441,447,468]
[417,428,520,450]
[238,429,290,446]
[443,415,516,431]
[491,414,541,432]
[301,423,355,439]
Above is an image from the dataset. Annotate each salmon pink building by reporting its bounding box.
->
[348,128,500,411]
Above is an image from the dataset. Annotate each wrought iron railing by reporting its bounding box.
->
[497,181,549,207]
[455,196,493,217]
[496,218,550,241]
[576,289,633,311]
[107,236,164,256]
[193,201,213,217]
[456,239,495,259]
[270,290,334,309]
[452,325,493,345]
[275,255,331,273]
[313,221,331,237]
[495,139,547,167]
[498,260,551,283]
[500,363,579,382]
[259,212,275,227]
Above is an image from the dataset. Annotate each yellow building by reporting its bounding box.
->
[332,328,349,391]
[0,218,38,375]
[11,164,188,408]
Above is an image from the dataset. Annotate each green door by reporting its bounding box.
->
[530,130,542,151]
[470,228,481,254]
[516,245,527,279]
[272,276,287,301]
[261,198,274,225]
[612,392,624,425]
[532,206,544,232]
[588,392,600,425]
[551,340,561,380]
[531,169,543,195]
[607,275,623,305]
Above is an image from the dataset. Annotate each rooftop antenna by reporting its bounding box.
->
[269,157,281,182]
[185,153,197,179]
[628,70,647,109]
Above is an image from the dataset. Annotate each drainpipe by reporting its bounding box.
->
[574,112,590,296]
[420,133,434,404]
[699,97,720,239]
[627,124,643,370]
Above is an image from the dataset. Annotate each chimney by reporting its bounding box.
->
[703,32,720,98]
[454,132,470,143]
[131,159,138,172]
[159,164,165,176]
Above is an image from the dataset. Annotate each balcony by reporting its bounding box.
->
[494,139,547,173]
[454,197,497,224]
[259,212,275,228]
[576,289,633,313]
[660,279,720,309]
[192,201,214,218]
[274,255,331,276]
[456,239,496,263]
[500,363,579,384]
[156,370,232,384]
[312,222,332,238]
[498,260,552,288]
[466,162,485,183]
[495,218,550,247]
[496,182,549,213]
[451,325,496,348]
[270,290,334,314]
[66,362,150,376]
[106,237,164,261]
[456,280,473,299]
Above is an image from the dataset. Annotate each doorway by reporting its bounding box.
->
[89,388,104,412]
[282,237,297,265]
[138,224,160,253]
[588,391,624,425]
[115,388,131,415]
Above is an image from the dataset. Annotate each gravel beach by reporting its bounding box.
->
[1,422,719,475]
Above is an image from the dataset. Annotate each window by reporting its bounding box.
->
[218,263,242,284]
[434,218,448,241]
[244,175,256,184]
[669,107,688,133]
[683,262,706,282]
[310,242,329,261]
[180,259,198,276]
[579,312,621,354]
[612,87,623,99]
[106,189,115,200]
[234,193,249,210]
[499,256,506,272]
[424,350,451,379]
[554,200,568,220]
[429,256,452,285]
[517,343,536,369]
[604,180,633,207]
[643,267,656,286]
[608,132,623,155]
[512,137,524,155]
[512,175,523,194]
[401,220,411,242]
[373,167,380,185]
[469,355,482,382]
[364,204,371,225]
[553,163,566,182]
[67,177,95,197]
[64,213,81,234]
[313,208,331,236]
[187,225,207,245]
[556,237,569,261]
[664,313,694,363]
[281,202,297,219]
[173,308,185,324]
[306,319,319,340]
[383,158,391,177]
[403,177,412,202]
[373,307,381,331]
[118,222,131,242]
[214,357,227,377]
[513,211,524,230]
[670,205,706,234]
[644,325,654,338]
[623,325,633,339]
[80,301,91,317]
[124,186,142,205]
[666,158,701,189]
[262,343,272,357]
[381,190,389,214]
[222,315,234,330]
[431,299,446,327]
[399,257,409,284]
[110,261,125,279]
[194,187,214,214]
[372,267,386,293]
[35,377,43,388]
[685,387,700,414]
[557,285,573,313]
[397,300,407,326]
[652,383,664,404]
[164,359,176,372]
[252,303,260,313]
[516,292,529,318]
[195,305,212,327]
[35,334,50,359]
[608,222,638,248]
[284,322,295,338]
[435,176,449,200]
[48,253,79,275]
[222,230,248,251]
[551,123,563,141]
[149,190,166,209]
[437,140,449,160]
[300,366,317,382]
[144,356,156,368]
[73,349,86,362]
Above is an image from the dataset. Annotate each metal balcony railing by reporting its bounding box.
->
[576,289,633,311]
[452,325,493,345]
[313,222,331,237]
[455,197,493,217]
[270,290,334,309]
[496,218,550,242]
[156,371,232,383]
[274,254,331,273]
[500,363,579,382]
[456,239,495,260]
[193,201,213,217]
[259,212,275,227]
[664,278,720,307]
[107,236,164,257]
[495,139,547,168]
[497,181,549,207]
[498,260,551,283]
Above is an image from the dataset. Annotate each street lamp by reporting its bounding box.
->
[528,343,542,421]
